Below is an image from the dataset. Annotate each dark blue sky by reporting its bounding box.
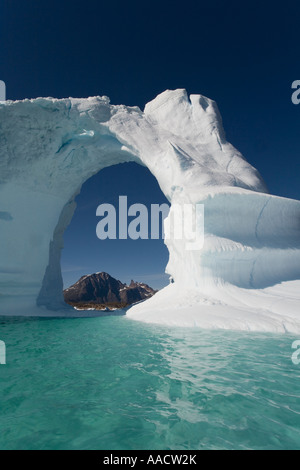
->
[61,163,170,289]
[1,0,299,288]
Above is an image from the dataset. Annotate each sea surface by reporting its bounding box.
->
[0,315,300,450]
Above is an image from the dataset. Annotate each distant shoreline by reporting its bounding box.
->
[66,301,129,311]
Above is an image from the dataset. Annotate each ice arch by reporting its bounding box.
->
[0,89,300,332]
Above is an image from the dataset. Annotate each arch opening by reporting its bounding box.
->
[37,161,170,311]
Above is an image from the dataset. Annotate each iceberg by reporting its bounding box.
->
[0,89,299,332]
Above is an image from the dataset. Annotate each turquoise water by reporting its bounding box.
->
[0,315,300,450]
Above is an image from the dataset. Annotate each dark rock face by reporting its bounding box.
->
[63,272,157,306]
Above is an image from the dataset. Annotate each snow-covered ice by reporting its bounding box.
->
[0,89,299,332]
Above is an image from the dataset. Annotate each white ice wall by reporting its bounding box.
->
[0,90,299,332]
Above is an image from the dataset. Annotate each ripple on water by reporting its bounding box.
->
[0,316,300,449]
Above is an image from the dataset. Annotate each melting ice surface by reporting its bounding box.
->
[0,89,299,332]
[0,316,300,450]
